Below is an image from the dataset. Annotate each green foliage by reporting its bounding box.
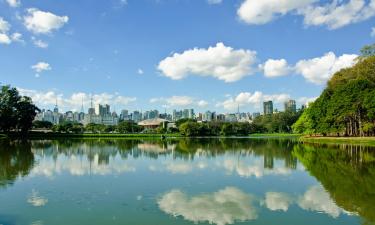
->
[0,85,39,134]
[116,121,143,133]
[52,122,84,133]
[33,121,53,129]
[253,110,302,134]
[294,55,375,136]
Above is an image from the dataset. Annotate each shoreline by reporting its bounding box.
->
[299,136,375,146]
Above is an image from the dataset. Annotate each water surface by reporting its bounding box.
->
[0,138,374,225]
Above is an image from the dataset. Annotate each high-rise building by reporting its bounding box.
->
[95,104,110,116]
[284,100,296,113]
[120,110,129,120]
[263,101,273,115]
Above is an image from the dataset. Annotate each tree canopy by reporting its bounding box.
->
[0,85,39,134]
[293,53,375,136]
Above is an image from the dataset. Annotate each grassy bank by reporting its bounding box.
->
[300,136,375,146]
[249,133,302,138]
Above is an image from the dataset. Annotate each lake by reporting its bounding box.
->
[0,138,374,225]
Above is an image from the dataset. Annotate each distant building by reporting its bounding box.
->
[252,112,260,119]
[263,101,273,115]
[284,100,296,113]
[203,111,215,122]
[138,118,170,129]
[96,104,110,116]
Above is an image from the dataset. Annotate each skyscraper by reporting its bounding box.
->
[263,101,273,115]
[284,100,297,112]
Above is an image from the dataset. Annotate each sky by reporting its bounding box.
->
[1,0,375,113]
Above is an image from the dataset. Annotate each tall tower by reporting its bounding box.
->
[53,99,59,113]
[88,95,95,115]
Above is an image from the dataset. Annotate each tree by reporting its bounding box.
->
[293,53,375,136]
[0,85,39,134]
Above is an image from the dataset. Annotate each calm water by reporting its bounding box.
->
[0,138,374,225]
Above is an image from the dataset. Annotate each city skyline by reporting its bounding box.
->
[2,0,375,113]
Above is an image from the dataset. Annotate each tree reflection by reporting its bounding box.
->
[0,140,35,188]
[293,143,375,224]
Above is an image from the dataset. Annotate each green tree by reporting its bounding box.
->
[0,85,39,134]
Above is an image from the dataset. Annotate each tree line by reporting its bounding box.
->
[292,44,375,137]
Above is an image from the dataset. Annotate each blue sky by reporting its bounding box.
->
[1,0,374,113]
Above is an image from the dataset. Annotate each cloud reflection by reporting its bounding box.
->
[265,192,293,211]
[27,190,48,207]
[158,187,257,225]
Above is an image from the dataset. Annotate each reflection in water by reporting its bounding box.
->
[264,192,293,212]
[158,187,257,225]
[294,144,375,223]
[0,138,374,225]
[27,189,48,207]
[0,140,35,188]
[298,185,342,218]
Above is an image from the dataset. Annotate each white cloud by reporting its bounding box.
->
[32,37,48,48]
[31,62,51,73]
[207,0,223,4]
[0,17,10,33]
[18,88,137,111]
[217,91,290,110]
[137,69,144,75]
[300,0,375,29]
[150,96,207,108]
[158,42,257,82]
[298,185,342,218]
[197,100,209,107]
[27,190,48,207]
[295,52,358,84]
[0,33,11,44]
[11,32,24,42]
[24,8,69,34]
[237,0,315,25]
[158,187,257,225]
[237,0,375,29]
[6,0,20,7]
[260,58,292,77]
[371,27,375,37]
[265,192,293,211]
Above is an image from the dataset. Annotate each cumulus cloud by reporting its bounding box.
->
[197,100,209,107]
[137,69,144,75]
[27,190,48,207]
[6,0,20,7]
[24,8,69,34]
[295,52,358,84]
[32,37,48,48]
[17,88,136,111]
[300,0,375,29]
[237,0,314,25]
[298,185,342,218]
[158,187,257,225]
[0,33,11,44]
[158,42,257,82]
[31,62,51,73]
[0,17,10,33]
[237,0,375,29]
[11,32,24,42]
[217,91,290,111]
[260,58,292,77]
[264,192,293,211]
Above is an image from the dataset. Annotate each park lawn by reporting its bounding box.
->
[300,136,375,146]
